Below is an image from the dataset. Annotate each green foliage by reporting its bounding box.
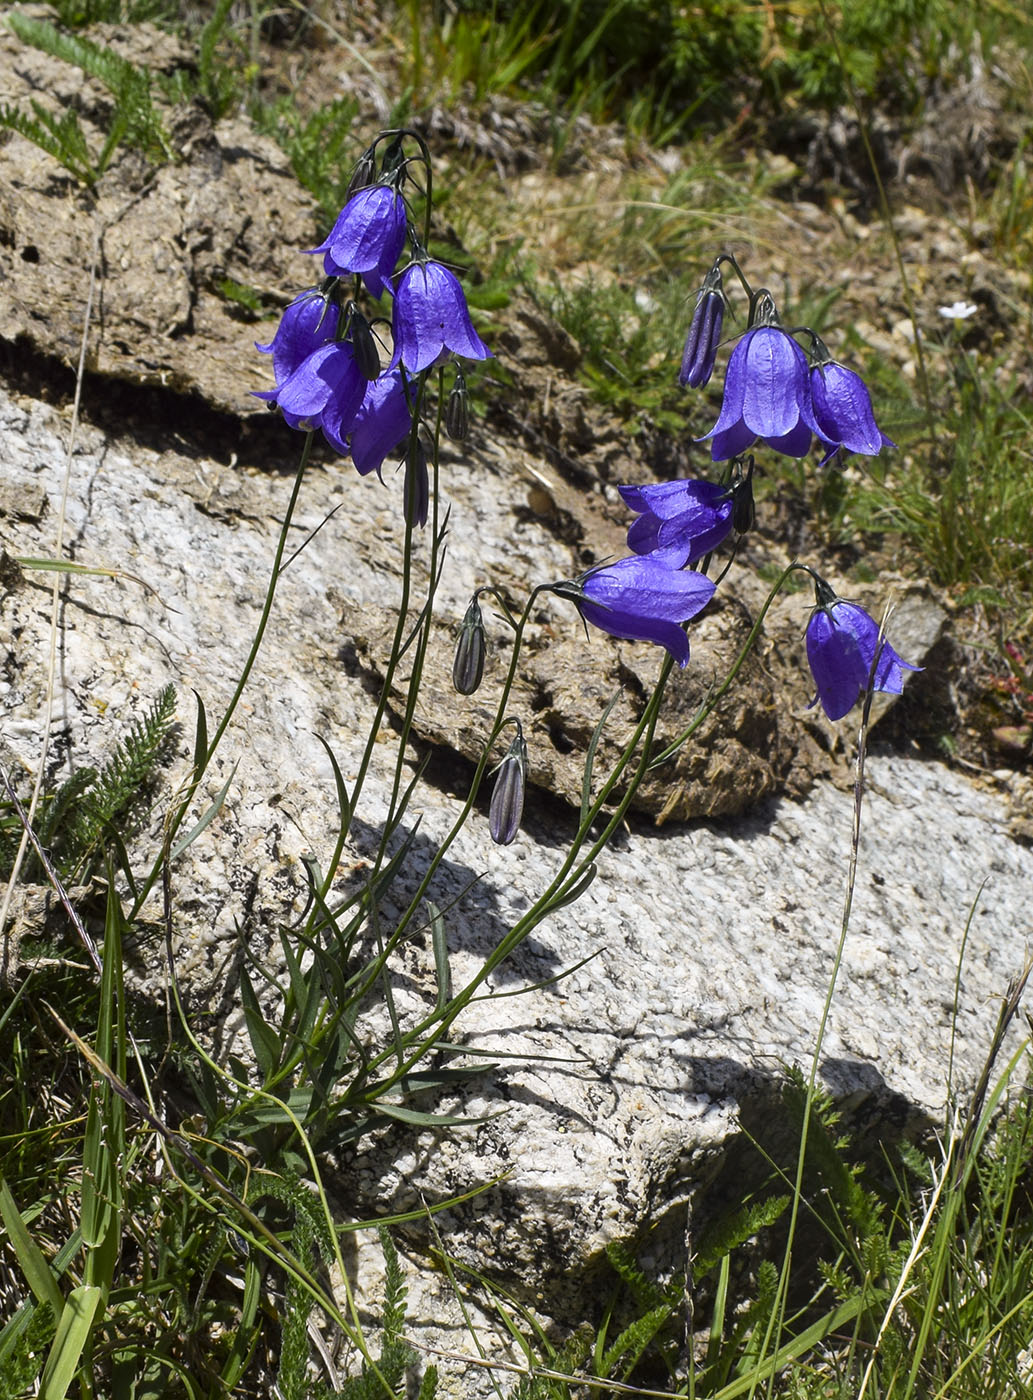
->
[0,1301,54,1399]
[4,12,172,182]
[0,97,100,188]
[53,683,178,880]
[409,0,939,135]
[49,0,173,24]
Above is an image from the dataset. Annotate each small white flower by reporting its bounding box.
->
[938,300,978,320]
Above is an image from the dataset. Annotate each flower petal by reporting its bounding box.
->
[741,328,807,438]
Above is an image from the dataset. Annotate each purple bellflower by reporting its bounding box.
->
[805,577,920,721]
[619,478,734,567]
[558,556,716,668]
[679,263,725,389]
[272,341,368,439]
[255,290,340,399]
[703,294,828,460]
[310,184,408,299]
[809,359,895,465]
[390,260,492,374]
[325,366,412,470]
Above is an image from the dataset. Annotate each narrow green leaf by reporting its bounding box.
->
[580,689,622,826]
[190,690,208,776]
[427,900,452,1013]
[0,1179,64,1319]
[169,762,237,861]
[239,963,280,1081]
[315,733,352,836]
[373,1103,498,1128]
[39,1284,101,1400]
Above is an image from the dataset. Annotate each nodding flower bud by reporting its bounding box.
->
[445,367,469,442]
[348,304,382,381]
[489,730,528,846]
[404,436,429,528]
[346,148,378,202]
[679,262,724,389]
[453,596,487,695]
[730,455,756,536]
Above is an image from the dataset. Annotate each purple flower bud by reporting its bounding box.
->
[489,732,527,845]
[310,185,408,300]
[445,367,469,442]
[729,455,756,535]
[453,596,487,695]
[559,556,716,668]
[805,578,920,721]
[703,325,831,461]
[619,478,734,568]
[391,261,492,374]
[346,148,377,203]
[348,303,382,381]
[809,362,894,464]
[679,264,724,388]
[404,437,429,527]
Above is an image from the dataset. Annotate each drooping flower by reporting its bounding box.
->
[489,730,528,845]
[255,290,340,397]
[273,341,368,438]
[310,185,408,299]
[324,366,411,470]
[679,263,725,389]
[805,578,920,721]
[619,478,735,567]
[704,320,827,461]
[391,260,492,374]
[556,556,716,668]
[808,361,894,465]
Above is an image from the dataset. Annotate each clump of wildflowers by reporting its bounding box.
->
[255,130,492,521]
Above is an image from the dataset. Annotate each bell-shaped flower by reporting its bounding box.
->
[679,264,725,389]
[255,291,340,400]
[809,362,894,464]
[704,325,828,461]
[329,367,413,473]
[805,580,920,721]
[390,260,492,374]
[274,341,367,438]
[558,556,716,668]
[310,185,408,299]
[619,478,735,568]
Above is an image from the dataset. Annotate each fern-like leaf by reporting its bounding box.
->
[692,1193,791,1282]
[60,683,177,874]
[0,101,96,185]
[7,14,171,166]
[598,1301,675,1382]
